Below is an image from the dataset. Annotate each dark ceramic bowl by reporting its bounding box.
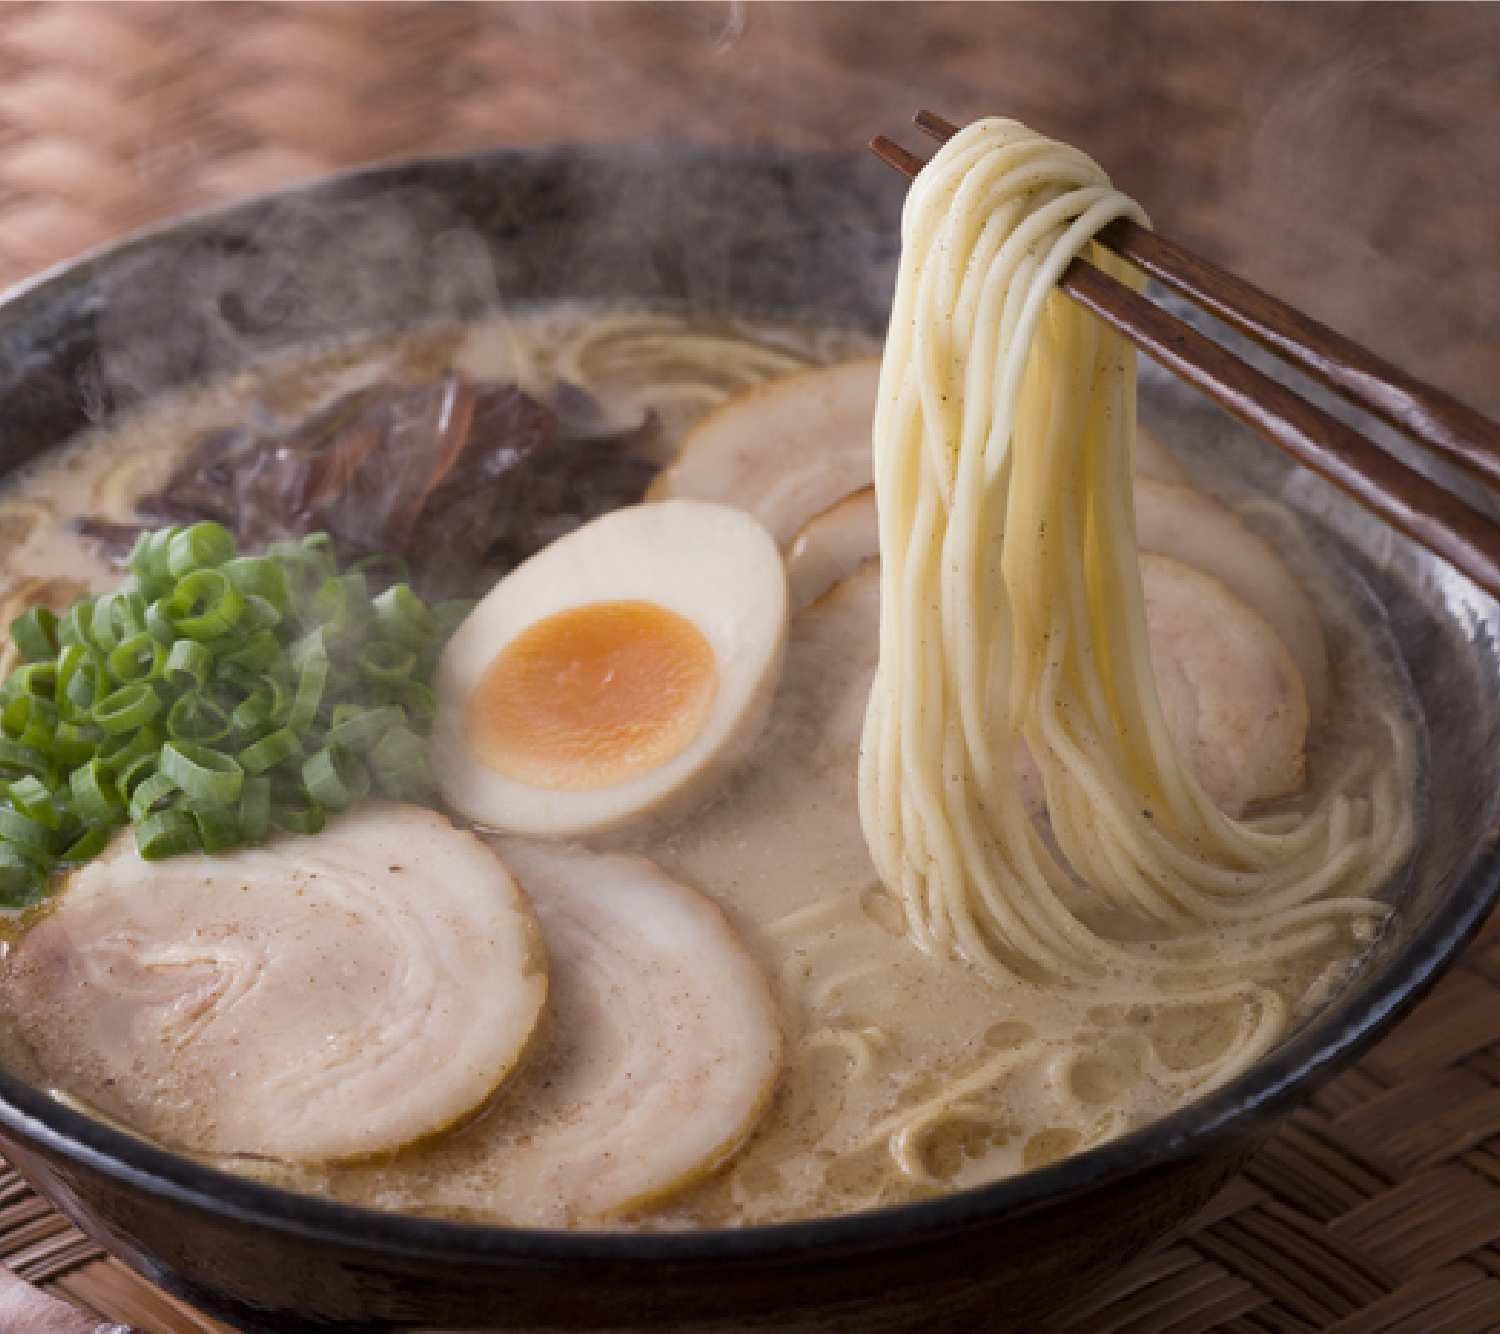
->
[0,146,1495,1334]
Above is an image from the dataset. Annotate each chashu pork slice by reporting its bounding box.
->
[1134,478,1328,718]
[647,357,880,547]
[1139,553,1309,815]
[465,841,783,1225]
[3,802,546,1164]
[786,485,879,613]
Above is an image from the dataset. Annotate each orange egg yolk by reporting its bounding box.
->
[466,600,720,791]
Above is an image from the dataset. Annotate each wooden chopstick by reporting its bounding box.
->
[870,114,1500,605]
[912,111,1500,493]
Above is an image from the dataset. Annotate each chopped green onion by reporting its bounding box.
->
[0,807,58,858]
[0,845,47,907]
[214,661,267,696]
[325,704,403,753]
[289,626,326,671]
[270,784,324,836]
[373,584,435,646]
[70,760,123,824]
[230,689,274,733]
[288,653,328,731]
[125,528,157,580]
[369,724,433,800]
[164,639,212,690]
[60,826,108,863]
[239,775,270,844]
[9,607,58,663]
[128,525,182,585]
[57,646,99,720]
[87,591,124,653]
[98,721,166,771]
[145,601,175,644]
[221,629,281,672]
[108,632,166,684]
[167,692,233,746]
[57,600,94,651]
[162,569,244,641]
[303,744,369,812]
[0,521,455,893]
[358,640,416,686]
[0,739,51,779]
[3,693,57,746]
[160,740,243,805]
[7,661,57,702]
[128,769,178,824]
[168,522,235,578]
[188,802,242,854]
[115,749,160,797]
[307,578,349,632]
[221,557,290,614]
[93,681,164,735]
[386,678,436,727]
[238,726,302,775]
[53,721,101,767]
[137,808,200,860]
[239,596,284,634]
[91,590,147,655]
[274,552,331,604]
[8,775,58,829]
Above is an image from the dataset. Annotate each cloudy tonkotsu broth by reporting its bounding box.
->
[0,307,1413,1229]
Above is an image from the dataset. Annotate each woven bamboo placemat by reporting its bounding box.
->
[0,4,1498,1331]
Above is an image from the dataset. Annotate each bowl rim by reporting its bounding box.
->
[0,144,1496,1269]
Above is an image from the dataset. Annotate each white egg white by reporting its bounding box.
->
[432,499,788,836]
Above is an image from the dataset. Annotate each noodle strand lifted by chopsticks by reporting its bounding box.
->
[858,119,1411,1004]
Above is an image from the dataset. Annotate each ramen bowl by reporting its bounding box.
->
[0,146,1495,1334]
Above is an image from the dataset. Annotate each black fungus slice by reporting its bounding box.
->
[79,376,659,601]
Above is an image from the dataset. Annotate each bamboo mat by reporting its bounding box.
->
[0,4,1498,1331]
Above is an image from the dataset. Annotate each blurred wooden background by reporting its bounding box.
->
[0,2,1495,410]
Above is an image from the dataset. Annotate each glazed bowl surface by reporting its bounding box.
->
[0,145,1495,1334]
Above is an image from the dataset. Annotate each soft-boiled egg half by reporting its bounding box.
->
[433,500,788,836]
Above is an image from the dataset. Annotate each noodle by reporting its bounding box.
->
[858,119,1412,1087]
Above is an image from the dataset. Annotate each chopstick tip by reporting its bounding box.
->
[914,110,961,142]
[870,136,925,181]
